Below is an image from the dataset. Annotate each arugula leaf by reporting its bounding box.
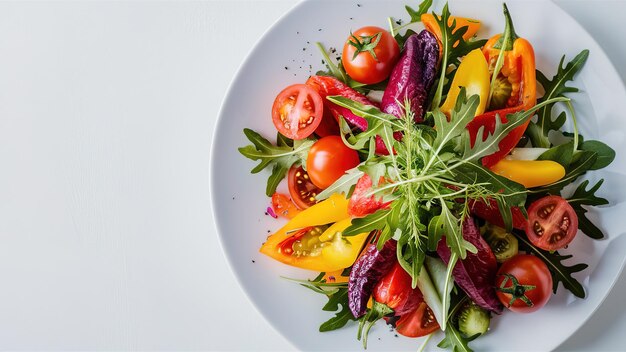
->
[438,323,475,352]
[316,167,364,201]
[431,4,488,108]
[527,50,589,148]
[579,140,615,170]
[319,288,357,332]
[516,233,588,298]
[431,90,479,154]
[238,128,313,196]
[315,42,348,84]
[405,0,433,23]
[343,209,390,237]
[567,179,609,239]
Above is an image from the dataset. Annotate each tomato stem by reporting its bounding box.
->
[497,273,536,307]
[348,31,382,62]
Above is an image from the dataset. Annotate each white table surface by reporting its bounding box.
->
[0,0,624,351]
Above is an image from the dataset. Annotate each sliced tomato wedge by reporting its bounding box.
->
[287,166,322,209]
[395,302,439,338]
[348,174,390,218]
[272,84,323,140]
[271,193,301,219]
[525,195,578,250]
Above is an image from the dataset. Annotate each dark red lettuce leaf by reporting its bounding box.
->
[437,217,503,313]
[348,240,397,318]
[381,30,439,122]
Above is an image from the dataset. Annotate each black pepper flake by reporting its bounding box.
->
[299,66,302,69]
[297,31,300,34]
[232,196,235,200]
[302,47,306,51]
[267,230,271,233]
[307,41,310,44]
[396,19,402,25]
[293,73,296,76]
[357,3,362,7]
[378,338,381,341]
[252,260,256,263]
[264,212,268,216]
[284,66,288,70]
[350,17,353,20]
[330,47,336,54]
[394,334,398,338]
[318,28,322,31]
[321,59,325,64]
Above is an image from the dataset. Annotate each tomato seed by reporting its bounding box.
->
[560,215,570,231]
[538,204,555,219]
[533,221,544,236]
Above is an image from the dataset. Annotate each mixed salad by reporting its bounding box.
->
[238,1,615,350]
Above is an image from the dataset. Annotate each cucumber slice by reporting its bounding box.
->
[457,301,490,337]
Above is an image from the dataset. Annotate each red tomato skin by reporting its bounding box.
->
[525,195,578,251]
[342,26,400,85]
[271,84,323,140]
[395,302,439,338]
[306,136,360,189]
[496,254,553,313]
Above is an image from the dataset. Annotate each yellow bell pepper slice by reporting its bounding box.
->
[259,194,369,272]
[490,159,565,188]
[440,49,490,117]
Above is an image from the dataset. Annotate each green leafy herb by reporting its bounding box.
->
[315,42,348,84]
[567,179,609,239]
[531,150,597,194]
[388,0,432,38]
[238,128,313,196]
[284,274,357,332]
[537,141,575,167]
[579,140,615,170]
[515,233,588,298]
[431,4,488,109]
[527,49,589,148]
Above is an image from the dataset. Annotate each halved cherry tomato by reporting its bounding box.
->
[272,84,323,140]
[288,166,322,209]
[260,194,369,272]
[348,174,390,218]
[342,26,400,85]
[271,193,301,219]
[525,195,578,251]
[306,136,360,189]
[496,254,552,313]
[395,302,439,338]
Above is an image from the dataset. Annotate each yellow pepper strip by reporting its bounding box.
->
[421,14,482,56]
[490,159,565,188]
[260,194,369,272]
[440,49,490,117]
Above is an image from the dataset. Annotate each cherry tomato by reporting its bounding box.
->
[271,193,301,219]
[495,254,552,313]
[348,174,390,218]
[272,84,323,140]
[306,136,360,189]
[342,26,400,85]
[525,195,578,251]
[287,166,322,209]
[395,302,439,338]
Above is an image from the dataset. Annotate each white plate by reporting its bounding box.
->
[210,0,626,350]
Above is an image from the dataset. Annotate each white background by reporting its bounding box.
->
[0,0,624,350]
